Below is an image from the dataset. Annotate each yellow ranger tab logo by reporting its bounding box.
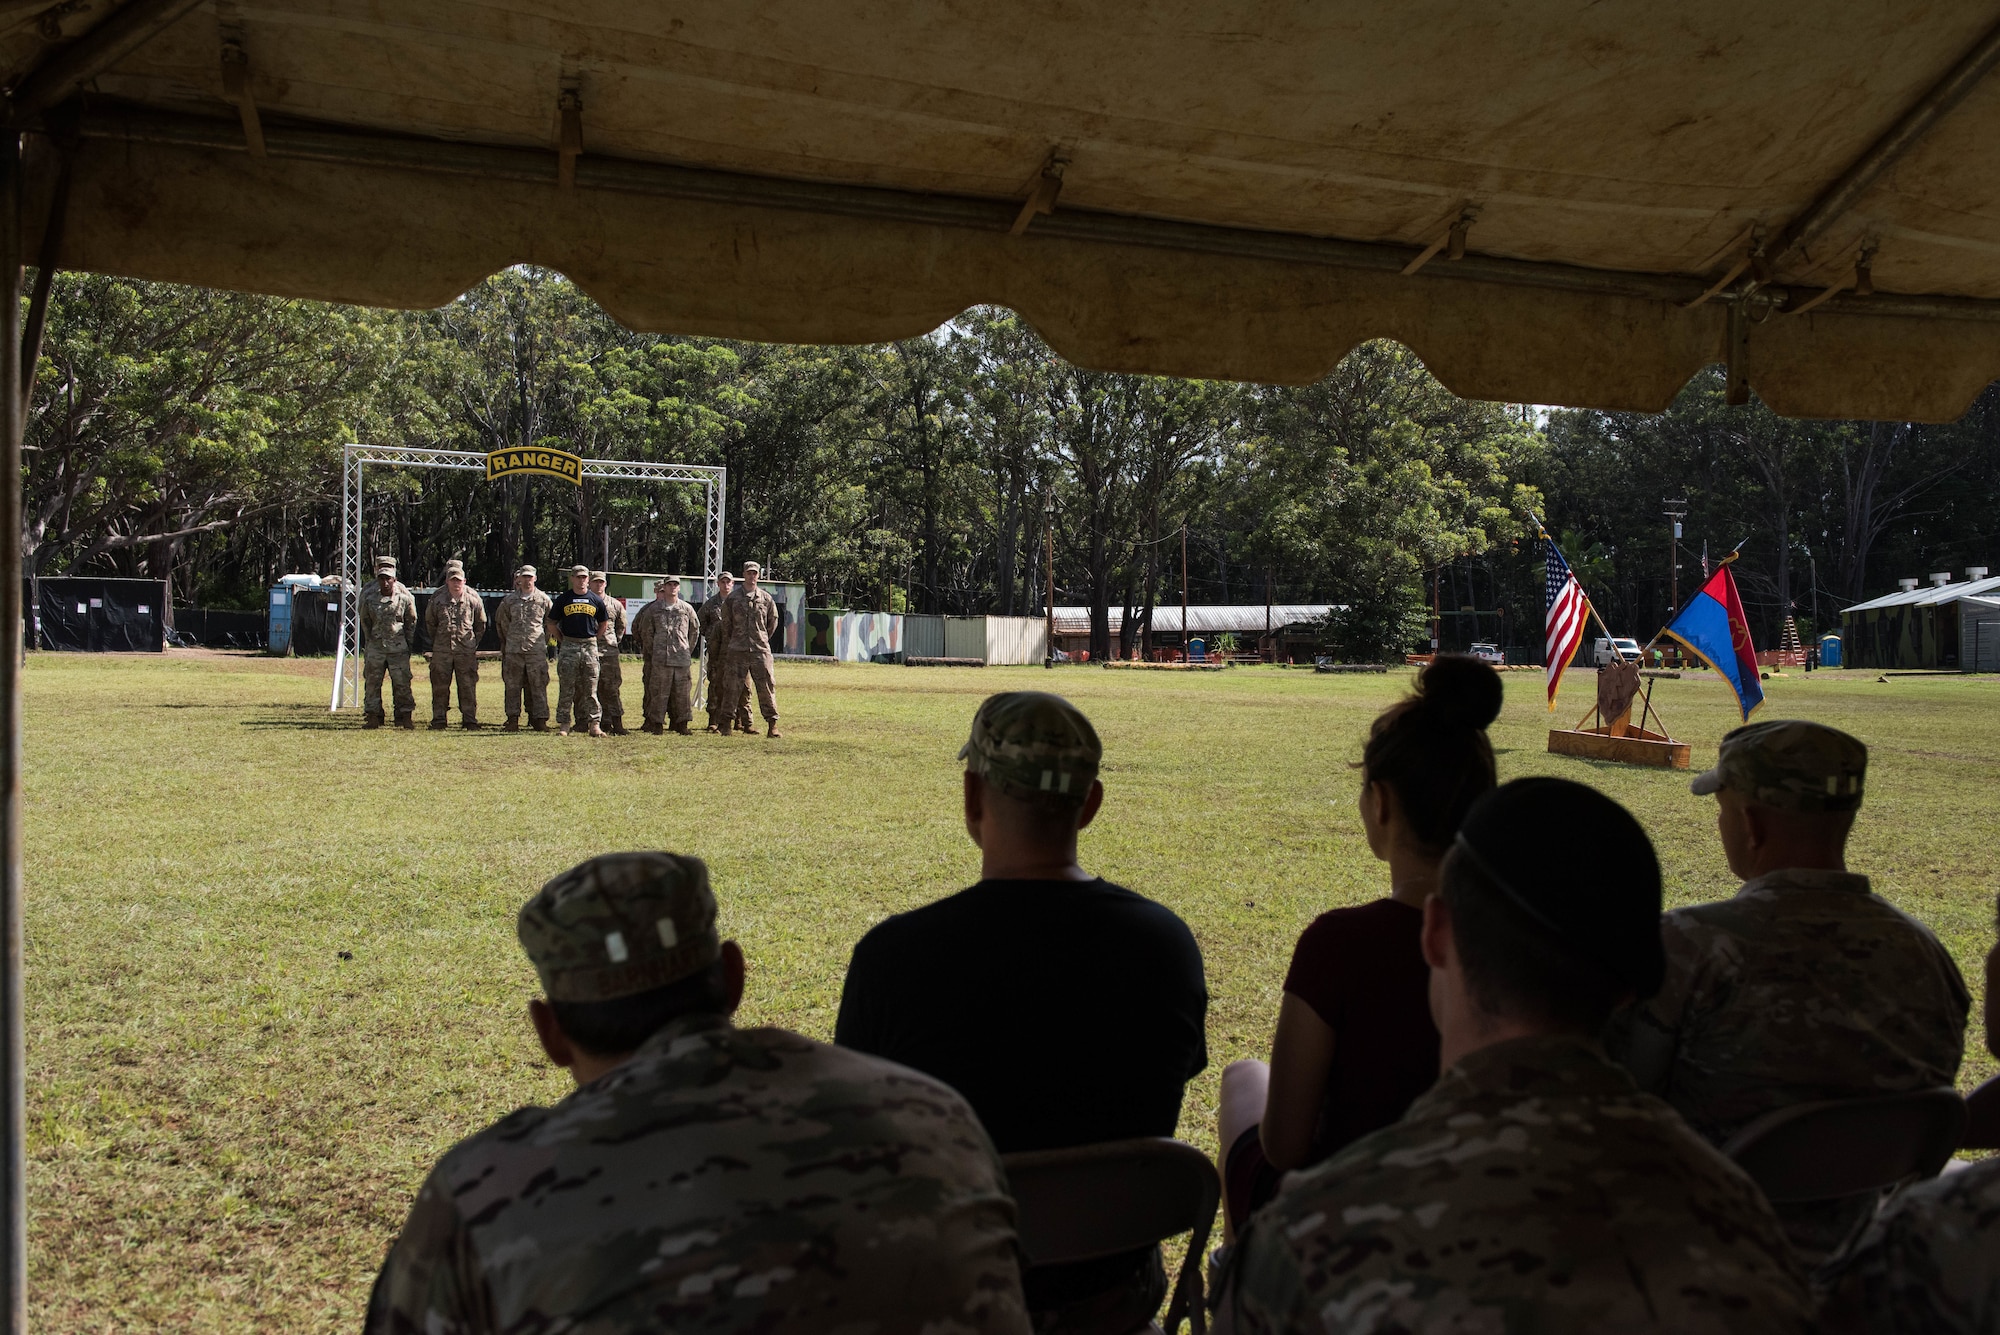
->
[486,446,585,486]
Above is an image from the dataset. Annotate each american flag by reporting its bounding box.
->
[1544,533,1588,709]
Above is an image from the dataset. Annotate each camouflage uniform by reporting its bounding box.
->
[590,576,629,734]
[424,567,486,728]
[1220,1035,1815,1335]
[359,565,419,725]
[700,584,751,733]
[365,852,1030,1335]
[1814,1157,2000,1335]
[719,577,780,732]
[634,591,700,733]
[1604,720,1971,1260]
[493,578,553,726]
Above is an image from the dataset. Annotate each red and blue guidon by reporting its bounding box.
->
[1663,562,1764,721]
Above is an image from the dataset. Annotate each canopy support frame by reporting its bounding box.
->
[332,444,725,710]
[71,102,2000,328]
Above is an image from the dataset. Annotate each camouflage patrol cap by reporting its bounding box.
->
[568,563,590,578]
[588,570,606,582]
[654,578,673,592]
[959,691,1101,803]
[517,853,721,1003]
[515,564,537,577]
[374,555,397,573]
[742,561,761,574]
[442,560,464,577]
[717,571,735,582]
[1689,719,1867,813]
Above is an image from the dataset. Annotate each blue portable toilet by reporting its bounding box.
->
[1818,633,1842,668]
[268,586,294,652]
[1188,636,1206,663]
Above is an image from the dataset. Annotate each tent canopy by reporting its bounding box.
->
[12,3,2000,419]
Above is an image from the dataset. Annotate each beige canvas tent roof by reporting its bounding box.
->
[10,1,2000,419]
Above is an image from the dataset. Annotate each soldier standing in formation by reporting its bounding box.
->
[634,576,702,735]
[423,559,487,730]
[588,571,629,736]
[358,555,419,730]
[699,571,752,734]
[720,560,781,738]
[547,565,609,739]
[494,565,553,732]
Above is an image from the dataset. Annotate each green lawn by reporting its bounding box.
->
[23,652,1999,1331]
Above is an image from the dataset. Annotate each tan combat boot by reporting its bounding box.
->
[766,721,782,738]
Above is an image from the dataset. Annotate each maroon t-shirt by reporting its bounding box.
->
[1281,898,1440,1160]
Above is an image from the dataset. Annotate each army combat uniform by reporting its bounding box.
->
[424,563,486,729]
[590,574,629,735]
[1604,721,1971,1260]
[633,589,700,734]
[719,575,780,735]
[358,560,419,728]
[1219,1035,1815,1334]
[1815,1156,2000,1335]
[365,851,1030,1335]
[699,583,752,733]
[493,574,553,729]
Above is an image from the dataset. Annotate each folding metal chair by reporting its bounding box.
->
[1721,1088,1967,1203]
[1003,1137,1221,1335]
[1960,1074,2000,1151]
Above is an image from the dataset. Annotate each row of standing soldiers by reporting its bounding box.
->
[356,557,782,737]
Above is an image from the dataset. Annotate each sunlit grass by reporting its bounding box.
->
[23,652,1998,1331]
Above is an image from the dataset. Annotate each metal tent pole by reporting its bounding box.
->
[0,128,27,1335]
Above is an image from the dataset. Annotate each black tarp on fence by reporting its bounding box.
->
[27,578,167,652]
[170,608,267,649]
[275,586,513,655]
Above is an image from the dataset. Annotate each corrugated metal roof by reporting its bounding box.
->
[1051,604,1334,634]
[1841,575,2000,614]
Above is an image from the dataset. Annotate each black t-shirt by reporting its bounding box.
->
[836,878,1208,1310]
[551,590,608,639]
[836,877,1208,1151]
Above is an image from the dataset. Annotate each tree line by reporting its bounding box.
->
[27,266,2000,660]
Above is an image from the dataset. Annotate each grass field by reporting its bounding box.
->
[23,651,2000,1331]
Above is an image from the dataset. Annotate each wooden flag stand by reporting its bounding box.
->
[1546,598,1690,769]
[1547,663,1690,768]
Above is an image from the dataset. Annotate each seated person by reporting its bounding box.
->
[1816,893,2000,1335]
[1217,654,1499,1235]
[1604,720,1970,1259]
[367,852,1028,1335]
[1218,778,1815,1333]
[836,691,1208,1333]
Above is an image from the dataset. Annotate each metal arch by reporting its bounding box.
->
[332,443,725,710]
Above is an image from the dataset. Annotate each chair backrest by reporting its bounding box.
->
[1721,1088,1966,1204]
[1961,1075,2000,1151]
[1003,1137,1220,1334]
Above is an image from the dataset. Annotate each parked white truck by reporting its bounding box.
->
[1591,636,1642,666]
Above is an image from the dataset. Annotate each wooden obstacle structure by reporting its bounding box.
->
[1548,661,1690,768]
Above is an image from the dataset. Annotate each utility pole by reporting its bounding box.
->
[1043,495,1056,668]
[601,522,611,576]
[1663,498,1687,614]
[1265,566,1273,664]
[1181,523,1190,659]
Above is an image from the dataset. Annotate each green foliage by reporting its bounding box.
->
[1318,578,1429,662]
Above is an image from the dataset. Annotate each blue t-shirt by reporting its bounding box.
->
[552,590,608,639]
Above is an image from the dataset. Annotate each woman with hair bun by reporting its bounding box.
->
[1217,653,1503,1235]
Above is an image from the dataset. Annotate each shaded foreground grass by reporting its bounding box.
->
[24,652,2000,1331]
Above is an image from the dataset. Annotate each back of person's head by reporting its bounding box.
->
[1363,654,1503,853]
[959,690,1101,833]
[518,852,735,1055]
[1441,777,1664,1033]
